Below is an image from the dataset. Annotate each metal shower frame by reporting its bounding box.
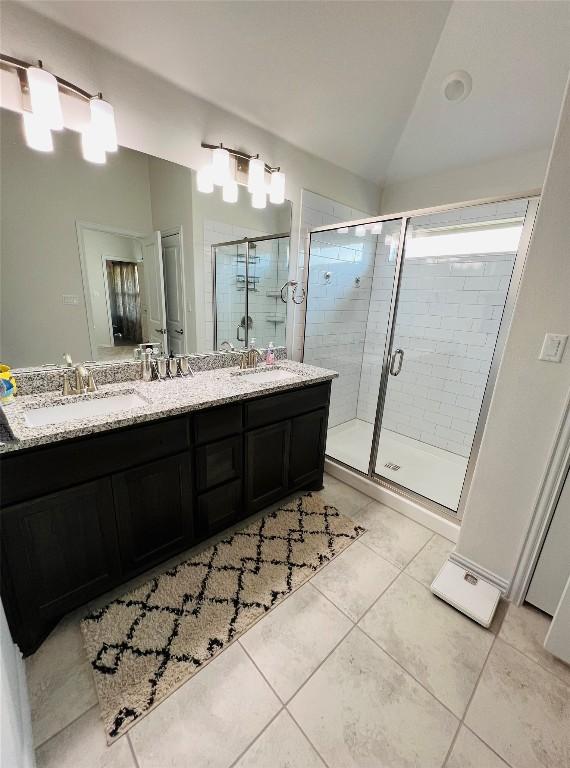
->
[304,191,541,520]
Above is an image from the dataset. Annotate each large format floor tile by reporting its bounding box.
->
[499,602,570,685]
[233,710,325,768]
[315,474,374,514]
[446,726,509,768]
[240,583,352,701]
[35,707,135,768]
[352,501,433,568]
[26,611,98,747]
[404,533,454,588]
[311,539,399,621]
[360,572,493,716]
[129,641,281,768]
[466,638,570,768]
[289,627,458,768]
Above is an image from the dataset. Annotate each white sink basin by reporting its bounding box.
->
[233,367,301,384]
[23,392,148,427]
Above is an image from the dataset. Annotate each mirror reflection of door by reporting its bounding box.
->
[104,260,143,355]
[141,231,168,351]
[162,230,187,355]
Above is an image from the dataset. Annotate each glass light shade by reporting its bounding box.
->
[251,188,267,209]
[269,171,285,204]
[248,157,265,193]
[355,225,367,237]
[197,166,214,193]
[89,97,118,152]
[27,66,63,131]
[211,147,230,186]
[370,223,383,235]
[222,179,239,203]
[81,125,106,164]
[22,111,53,152]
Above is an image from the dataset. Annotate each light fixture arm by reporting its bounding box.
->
[0,52,97,102]
[200,141,279,174]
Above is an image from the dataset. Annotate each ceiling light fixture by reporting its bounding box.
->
[0,52,117,165]
[198,142,285,209]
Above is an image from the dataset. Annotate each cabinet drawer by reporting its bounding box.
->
[194,403,243,445]
[196,435,242,492]
[1,416,190,506]
[245,382,330,429]
[196,479,242,539]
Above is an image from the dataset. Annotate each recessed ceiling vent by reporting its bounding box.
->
[442,70,472,103]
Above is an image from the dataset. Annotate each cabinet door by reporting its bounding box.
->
[113,452,193,576]
[246,421,291,512]
[196,479,243,540]
[289,409,327,489]
[2,478,121,650]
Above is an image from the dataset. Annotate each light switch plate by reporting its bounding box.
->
[539,333,568,363]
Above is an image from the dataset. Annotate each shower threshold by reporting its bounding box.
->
[325,419,468,511]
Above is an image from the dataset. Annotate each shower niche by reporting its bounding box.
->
[303,196,539,515]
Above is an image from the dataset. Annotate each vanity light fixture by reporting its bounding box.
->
[355,225,367,237]
[199,142,285,208]
[0,52,118,164]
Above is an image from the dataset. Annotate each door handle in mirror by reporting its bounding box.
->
[389,348,404,376]
[175,329,184,335]
[155,328,167,335]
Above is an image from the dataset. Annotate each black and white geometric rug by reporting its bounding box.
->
[81,492,365,742]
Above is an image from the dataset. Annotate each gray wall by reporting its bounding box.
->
[0,109,153,367]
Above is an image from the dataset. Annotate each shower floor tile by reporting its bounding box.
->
[326,419,468,510]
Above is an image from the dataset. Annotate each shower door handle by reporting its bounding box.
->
[389,348,404,376]
[236,324,245,342]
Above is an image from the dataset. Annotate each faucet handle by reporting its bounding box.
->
[87,372,97,392]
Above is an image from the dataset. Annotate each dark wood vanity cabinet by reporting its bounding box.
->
[0,381,330,654]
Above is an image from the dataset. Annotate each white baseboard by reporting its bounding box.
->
[449,552,510,595]
[325,459,460,543]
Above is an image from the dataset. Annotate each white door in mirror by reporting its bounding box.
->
[539,333,568,362]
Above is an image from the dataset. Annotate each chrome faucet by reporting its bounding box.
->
[63,365,97,395]
[239,338,262,370]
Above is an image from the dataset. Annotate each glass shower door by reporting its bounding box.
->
[373,198,531,511]
[213,241,248,349]
[247,236,289,348]
[304,218,404,472]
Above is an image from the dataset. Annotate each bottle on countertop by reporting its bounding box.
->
[266,342,276,365]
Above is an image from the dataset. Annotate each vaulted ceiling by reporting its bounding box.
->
[24,0,570,185]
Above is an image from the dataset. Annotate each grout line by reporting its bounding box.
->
[127,732,141,768]
[308,579,358,624]
[34,703,99,752]
[286,706,332,768]
[462,723,515,768]
[441,632,499,767]
[226,704,285,768]
[494,634,570,688]
[238,640,287,705]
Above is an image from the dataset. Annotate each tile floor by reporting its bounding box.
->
[28,474,569,768]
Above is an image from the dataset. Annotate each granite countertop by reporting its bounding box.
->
[0,360,338,454]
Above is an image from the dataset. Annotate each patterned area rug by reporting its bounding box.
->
[81,492,365,742]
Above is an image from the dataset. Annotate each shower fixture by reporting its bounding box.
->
[0,52,117,163]
[198,141,286,208]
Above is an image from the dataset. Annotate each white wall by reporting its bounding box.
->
[1,2,381,339]
[0,601,35,768]
[380,148,547,214]
[456,77,570,587]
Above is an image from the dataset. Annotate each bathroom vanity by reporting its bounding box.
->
[0,361,335,655]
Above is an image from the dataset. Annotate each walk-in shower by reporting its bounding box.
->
[212,234,290,350]
[303,196,538,515]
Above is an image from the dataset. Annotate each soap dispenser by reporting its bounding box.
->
[266,342,276,365]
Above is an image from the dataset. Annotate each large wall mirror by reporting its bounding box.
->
[0,108,292,369]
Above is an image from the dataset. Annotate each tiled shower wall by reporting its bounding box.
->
[357,200,527,457]
[297,191,373,428]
